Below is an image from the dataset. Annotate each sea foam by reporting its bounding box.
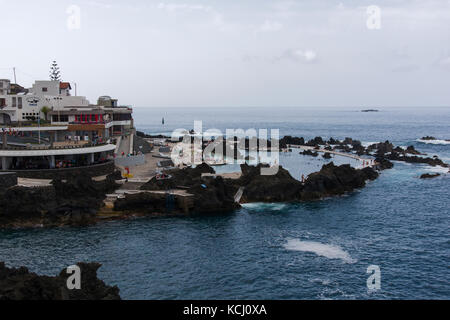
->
[284,239,356,263]
[242,203,287,211]
[416,139,450,145]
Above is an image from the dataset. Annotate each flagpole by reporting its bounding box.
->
[38,115,40,145]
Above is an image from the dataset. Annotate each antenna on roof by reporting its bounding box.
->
[13,67,17,84]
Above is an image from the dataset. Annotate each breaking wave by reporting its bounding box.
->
[284,239,357,263]
[422,165,449,174]
[362,141,378,147]
[416,139,450,145]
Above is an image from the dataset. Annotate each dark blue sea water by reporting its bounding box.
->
[1,107,449,299]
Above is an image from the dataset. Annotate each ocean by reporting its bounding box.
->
[1,106,449,299]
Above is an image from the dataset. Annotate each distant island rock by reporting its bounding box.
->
[420,136,450,142]
[419,173,440,179]
[361,109,379,112]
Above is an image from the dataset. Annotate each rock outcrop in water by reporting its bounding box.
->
[224,162,379,203]
[0,262,120,300]
[2,134,446,228]
[121,163,239,215]
[300,163,378,201]
[116,174,239,216]
[279,135,448,169]
[188,175,240,214]
[230,163,304,203]
[0,174,119,228]
[419,173,440,179]
[374,157,394,170]
[322,152,332,159]
[140,163,214,190]
[301,149,319,157]
[279,136,305,149]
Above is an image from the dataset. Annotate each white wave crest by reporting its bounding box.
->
[416,139,450,145]
[422,165,449,174]
[362,141,378,147]
[242,203,287,211]
[284,239,356,263]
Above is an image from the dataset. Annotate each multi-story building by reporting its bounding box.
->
[0,78,135,177]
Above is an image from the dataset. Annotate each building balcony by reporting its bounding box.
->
[0,143,116,156]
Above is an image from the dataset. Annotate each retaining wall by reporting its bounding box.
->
[0,172,17,190]
[2,161,115,179]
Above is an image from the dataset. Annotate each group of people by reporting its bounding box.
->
[55,159,77,169]
[361,159,375,167]
[116,150,142,158]
[63,135,104,145]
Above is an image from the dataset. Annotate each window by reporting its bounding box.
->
[52,115,68,122]
[12,97,16,108]
[18,97,22,109]
[42,87,48,92]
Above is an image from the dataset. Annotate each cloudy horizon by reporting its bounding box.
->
[1,0,449,108]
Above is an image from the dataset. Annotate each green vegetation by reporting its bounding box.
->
[40,106,51,121]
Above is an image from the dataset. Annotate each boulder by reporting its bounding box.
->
[405,145,422,155]
[301,149,319,157]
[374,157,394,170]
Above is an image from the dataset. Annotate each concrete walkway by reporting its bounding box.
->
[287,144,376,167]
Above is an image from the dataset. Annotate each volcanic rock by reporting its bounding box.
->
[322,152,332,159]
[419,173,440,179]
[233,163,303,202]
[0,175,118,227]
[300,162,378,200]
[0,262,120,300]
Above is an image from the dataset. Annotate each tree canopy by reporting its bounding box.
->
[49,60,61,81]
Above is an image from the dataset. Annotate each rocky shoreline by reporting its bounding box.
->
[0,262,120,300]
[0,135,447,229]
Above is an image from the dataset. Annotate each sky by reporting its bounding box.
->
[0,0,449,108]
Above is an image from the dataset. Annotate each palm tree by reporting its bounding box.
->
[41,106,51,121]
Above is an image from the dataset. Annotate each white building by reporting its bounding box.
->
[0,79,89,124]
[0,79,11,96]
[0,78,135,175]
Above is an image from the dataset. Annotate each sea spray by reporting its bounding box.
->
[284,239,357,263]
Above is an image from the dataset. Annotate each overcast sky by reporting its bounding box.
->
[1,0,449,107]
